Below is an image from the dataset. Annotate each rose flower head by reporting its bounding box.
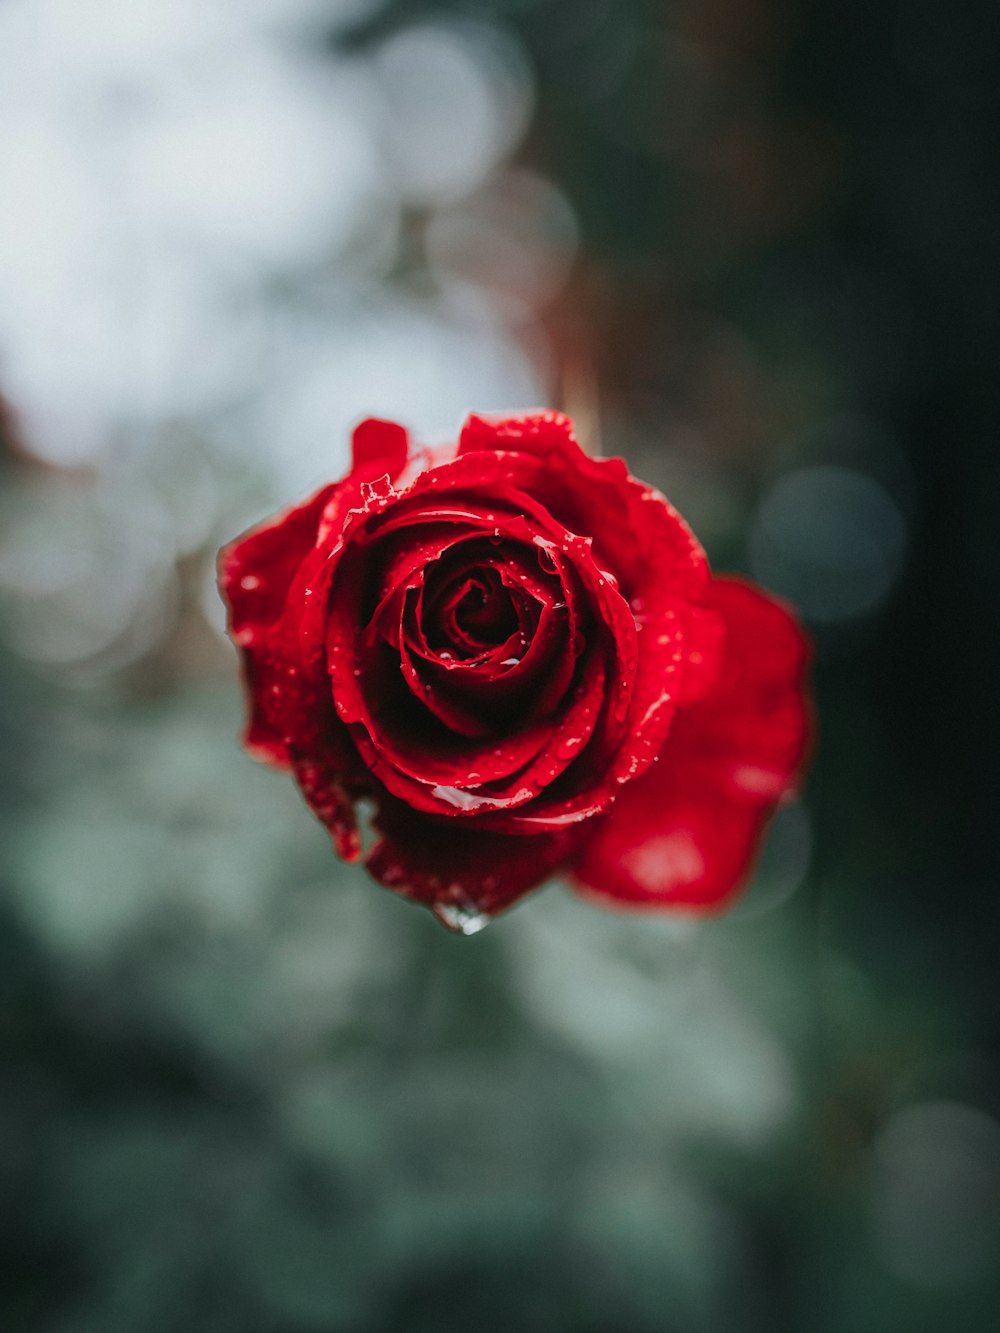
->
[219,412,811,932]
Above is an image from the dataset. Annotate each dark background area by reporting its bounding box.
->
[2,1,998,1329]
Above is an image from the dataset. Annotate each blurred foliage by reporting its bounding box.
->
[2,0,1000,1331]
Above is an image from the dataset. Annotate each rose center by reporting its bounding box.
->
[426,566,520,658]
[453,573,518,642]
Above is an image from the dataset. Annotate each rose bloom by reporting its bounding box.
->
[219,413,810,931]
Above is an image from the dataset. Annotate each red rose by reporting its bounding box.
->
[219,412,811,931]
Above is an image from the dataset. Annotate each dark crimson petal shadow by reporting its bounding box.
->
[403,542,572,703]
[570,577,811,910]
[413,594,573,723]
[367,794,584,919]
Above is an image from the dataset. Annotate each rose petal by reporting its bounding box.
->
[367,794,583,918]
[571,577,811,910]
[457,411,709,604]
[390,449,697,784]
[218,482,338,764]
[291,749,361,862]
[351,417,410,482]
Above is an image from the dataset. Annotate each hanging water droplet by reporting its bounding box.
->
[535,542,558,573]
[433,899,492,935]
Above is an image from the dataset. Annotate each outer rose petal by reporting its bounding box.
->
[367,796,582,918]
[571,577,811,911]
[351,417,410,482]
[218,482,337,765]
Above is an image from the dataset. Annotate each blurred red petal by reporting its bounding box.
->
[571,577,811,910]
[367,795,581,919]
[218,482,337,765]
[351,417,409,482]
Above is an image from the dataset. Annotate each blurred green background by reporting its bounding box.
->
[2,1,999,1330]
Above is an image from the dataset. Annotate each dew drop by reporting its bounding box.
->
[433,899,492,935]
[431,785,490,811]
[239,574,261,591]
[535,544,558,574]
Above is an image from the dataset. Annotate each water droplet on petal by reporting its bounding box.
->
[433,899,492,935]
[239,574,261,591]
[431,785,491,811]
